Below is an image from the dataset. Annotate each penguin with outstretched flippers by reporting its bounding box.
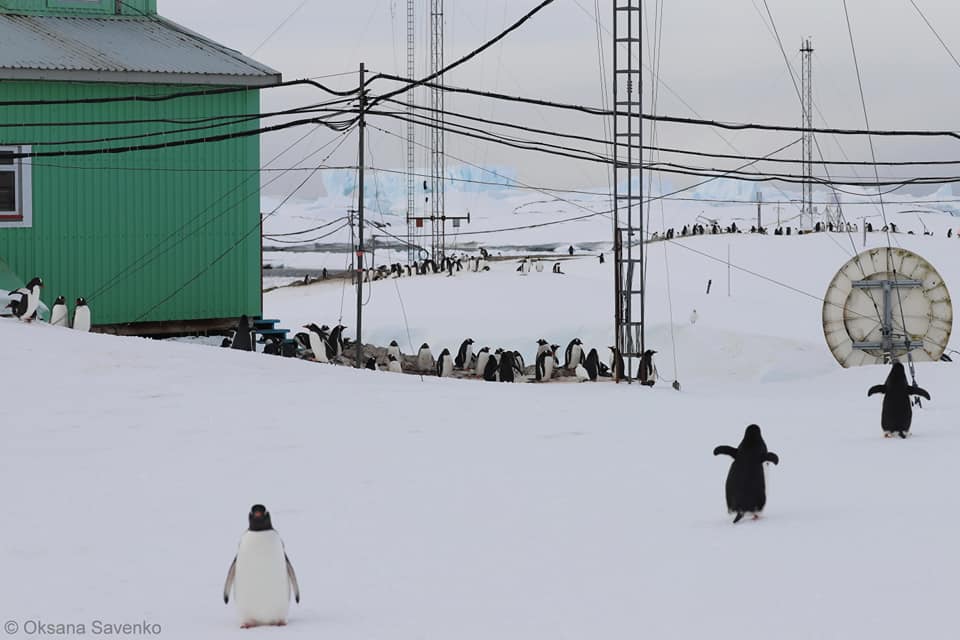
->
[713,424,779,524]
[868,361,931,439]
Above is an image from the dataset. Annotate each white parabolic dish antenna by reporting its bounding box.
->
[822,247,952,368]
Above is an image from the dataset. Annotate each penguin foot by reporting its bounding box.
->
[732,512,744,524]
[270,621,287,627]
[752,514,760,520]
[241,622,258,629]
[898,431,908,439]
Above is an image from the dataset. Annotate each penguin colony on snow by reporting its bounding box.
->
[285,324,663,385]
[2,276,91,331]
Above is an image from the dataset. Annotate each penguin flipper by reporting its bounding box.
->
[867,384,886,397]
[713,445,737,458]
[764,452,780,465]
[910,386,931,401]
[285,554,301,604]
[223,555,237,604]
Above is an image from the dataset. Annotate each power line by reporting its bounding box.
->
[908,0,960,72]
[250,0,310,55]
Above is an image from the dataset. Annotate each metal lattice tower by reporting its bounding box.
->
[429,0,446,261]
[405,0,417,262]
[613,0,644,382]
[801,38,814,229]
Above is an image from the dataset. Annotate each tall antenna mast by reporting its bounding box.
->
[801,37,814,229]
[429,0,446,262]
[405,0,417,262]
[612,0,644,382]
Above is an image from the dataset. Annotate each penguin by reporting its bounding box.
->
[564,338,585,369]
[387,340,402,361]
[574,363,590,382]
[436,348,453,378]
[637,349,657,386]
[482,350,500,381]
[223,504,300,628]
[455,338,475,370]
[690,309,699,325]
[868,361,931,438]
[713,425,780,523]
[50,296,68,327]
[416,343,435,372]
[536,339,550,357]
[387,354,403,373]
[584,348,600,381]
[474,346,491,377]
[365,357,377,371]
[4,290,28,319]
[303,324,330,363]
[220,337,233,348]
[608,346,625,383]
[328,325,347,358]
[229,315,253,351]
[72,297,92,332]
[512,351,526,376]
[535,346,556,382]
[498,350,516,383]
[13,276,43,322]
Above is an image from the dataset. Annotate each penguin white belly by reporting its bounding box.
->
[575,364,589,382]
[308,333,329,363]
[24,291,40,319]
[50,305,68,327]
[417,351,434,371]
[475,352,489,376]
[388,360,403,373]
[234,531,290,626]
[570,345,582,369]
[72,306,91,331]
[387,346,401,360]
[440,358,453,377]
[543,356,554,380]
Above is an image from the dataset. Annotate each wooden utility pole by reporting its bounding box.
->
[355,63,366,369]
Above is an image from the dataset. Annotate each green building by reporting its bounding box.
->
[0,0,280,334]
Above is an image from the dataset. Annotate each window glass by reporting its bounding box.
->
[0,172,15,212]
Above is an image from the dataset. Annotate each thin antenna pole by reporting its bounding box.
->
[355,62,366,369]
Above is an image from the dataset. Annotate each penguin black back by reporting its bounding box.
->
[584,348,599,381]
[499,351,516,382]
[713,424,779,523]
[483,352,499,381]
[868,362,931,438]
[248,504,274,531]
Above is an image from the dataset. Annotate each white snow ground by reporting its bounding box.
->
[4,209,960,638]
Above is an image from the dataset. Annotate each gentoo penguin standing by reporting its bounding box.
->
[50,296,68,327]
[690,309,699,325]
[436,348,453,378]
[387,354,403,373]
[536,345,556,382]
[303,324,330,363]
[483,350,500,381]
[564,338,585,369]
[229,314,253,350]
[416,343,435,372]
[224,504,300,628]
[12,276,43,322]
[713,425,780,523]
[387,340,402,362]
[474,347,491,377]
[608,346,625,383]
[536,339,550,357]
[498,350,517,383]
[72,297,92,332]
[868,361,931,438]
[584,348,600,381]
[637,349,657,386]
[328,325,347,358]
[455,338,475,370]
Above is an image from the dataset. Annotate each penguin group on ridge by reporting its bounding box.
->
[2,276,91,330]
[358,253,490,284]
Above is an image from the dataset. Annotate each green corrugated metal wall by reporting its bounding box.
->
[0,80,262,327]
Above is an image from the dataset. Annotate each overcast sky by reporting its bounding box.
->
[161,0,960,200]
